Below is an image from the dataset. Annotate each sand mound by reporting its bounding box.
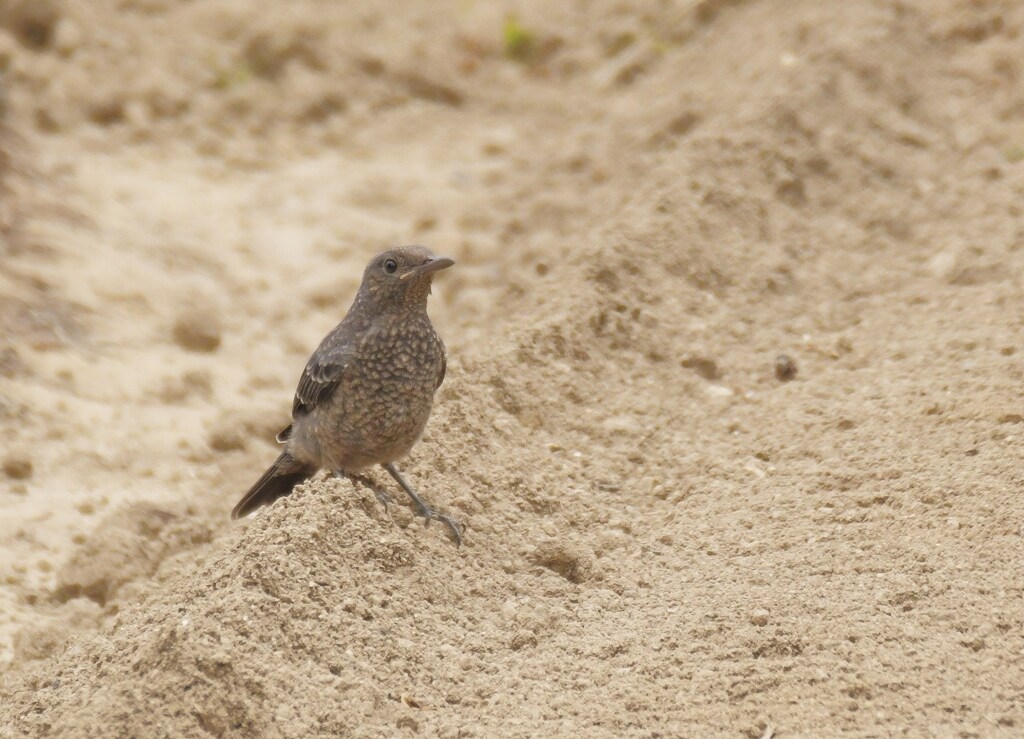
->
[3,0,1024,735]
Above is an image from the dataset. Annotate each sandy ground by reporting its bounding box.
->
[1,0,1023,736]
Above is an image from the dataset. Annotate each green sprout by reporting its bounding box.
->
[213,61,253,90]
[503,15,535,62]
[1003,143,1024,164]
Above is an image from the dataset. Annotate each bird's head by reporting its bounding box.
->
[356,245,454,313]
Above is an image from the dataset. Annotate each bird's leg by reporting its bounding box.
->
[333,469,393,508]
[382,462,462,546]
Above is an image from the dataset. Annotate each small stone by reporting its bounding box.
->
[750,608,770,627]
[5,0,60,50]
[158,369,213,403]
[3,454,33,480]
[75,501,96,515]
[961,637,985,652]
[52,17,81,56]
[928,248,962,282]
[173,309,222,353]
[681,355,719,380]
[208,423,246,453]
[775,353,798,381]
[530,539,594,584]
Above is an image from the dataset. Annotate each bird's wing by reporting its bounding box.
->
[292,338,353,418]
[436,348,447,390]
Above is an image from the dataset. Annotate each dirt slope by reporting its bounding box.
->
[2,0,1023,736]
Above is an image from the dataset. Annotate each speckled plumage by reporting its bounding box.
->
[232,246,460,543]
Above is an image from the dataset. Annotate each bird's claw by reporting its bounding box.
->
[373,488,394,509]
[338,466,462,546]
[413,503,463,546]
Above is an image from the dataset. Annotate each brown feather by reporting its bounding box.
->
[231,452,316,520]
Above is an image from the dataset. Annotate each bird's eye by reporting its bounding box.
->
[384,259,398,274]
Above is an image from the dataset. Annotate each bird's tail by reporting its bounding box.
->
[231,452,317,520]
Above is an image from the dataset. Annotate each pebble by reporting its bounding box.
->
[52,17,81,56]
[775,353,798,381]
[750,608,770,627]
[173,308,222,353]
[3,454,33,480]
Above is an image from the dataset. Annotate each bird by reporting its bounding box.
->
[231,245,462,545]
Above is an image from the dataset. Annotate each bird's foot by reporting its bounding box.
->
[373,487,395,509]
[380,462,464,547]
[410,500,463,547]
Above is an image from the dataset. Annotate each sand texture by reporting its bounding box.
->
[1,0,1024,736]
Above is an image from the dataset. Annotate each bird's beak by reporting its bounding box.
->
[400,256,455,280]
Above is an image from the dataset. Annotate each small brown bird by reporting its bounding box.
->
[232,245,461,544]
